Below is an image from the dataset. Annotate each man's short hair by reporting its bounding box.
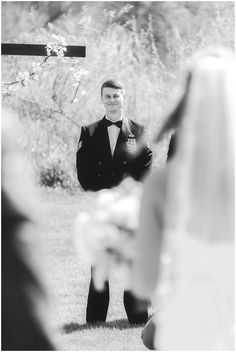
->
[101,79,125,96]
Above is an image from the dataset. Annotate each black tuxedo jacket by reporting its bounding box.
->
[76,116,153,191]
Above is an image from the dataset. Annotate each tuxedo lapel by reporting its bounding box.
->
[94,117,112,160]
[113,118,130,160]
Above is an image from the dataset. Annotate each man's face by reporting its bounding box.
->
[101,87,125,119]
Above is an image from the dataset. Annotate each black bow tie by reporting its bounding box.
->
[105,119,122,128]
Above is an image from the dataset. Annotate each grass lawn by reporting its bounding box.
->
[33,187,146,350]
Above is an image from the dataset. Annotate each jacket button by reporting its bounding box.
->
[98,161,102,165]
[123,161,127,165]
[98,173,101,177]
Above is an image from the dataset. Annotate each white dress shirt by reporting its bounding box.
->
[105,116,123,156]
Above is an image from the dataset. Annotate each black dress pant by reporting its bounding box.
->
[86,270,148,324]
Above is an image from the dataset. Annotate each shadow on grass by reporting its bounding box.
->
[62,318,144,334]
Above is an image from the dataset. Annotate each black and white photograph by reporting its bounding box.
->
[1,1,235,350]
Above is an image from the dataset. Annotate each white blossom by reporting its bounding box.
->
[51,34,67,46]
[16,71,30,81]
[2,87,9,94]
[46,36,67,57]
[31,63,42,73]
[9,84,19,91]
[74,68,89,81]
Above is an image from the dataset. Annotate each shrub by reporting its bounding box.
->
[39,161,74,189]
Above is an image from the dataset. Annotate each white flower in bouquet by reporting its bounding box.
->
[74,178,142,290]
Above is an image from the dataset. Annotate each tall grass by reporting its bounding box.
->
[2,3,234,190]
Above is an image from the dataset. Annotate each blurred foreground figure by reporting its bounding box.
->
[1,112,54,350]
[131,48,235,350]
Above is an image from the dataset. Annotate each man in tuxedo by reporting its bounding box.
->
[76,79,152,324]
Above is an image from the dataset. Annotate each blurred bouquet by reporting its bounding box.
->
[74,178,142,290]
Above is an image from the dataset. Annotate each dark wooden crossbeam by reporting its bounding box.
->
[1,43,86,57]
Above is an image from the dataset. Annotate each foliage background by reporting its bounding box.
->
[1,1,235,190]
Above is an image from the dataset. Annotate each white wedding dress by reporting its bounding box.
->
[154,232,234,350]
[131,51,235,350]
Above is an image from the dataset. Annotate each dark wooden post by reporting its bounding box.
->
[1,43,86,58]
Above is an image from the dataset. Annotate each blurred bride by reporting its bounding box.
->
[131,47,234,350]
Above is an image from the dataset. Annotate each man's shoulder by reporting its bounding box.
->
[127,118,145,136]
[128,118,144,129]
[82,117,104,136]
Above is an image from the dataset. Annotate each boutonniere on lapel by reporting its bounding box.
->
[126,133,137,153]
